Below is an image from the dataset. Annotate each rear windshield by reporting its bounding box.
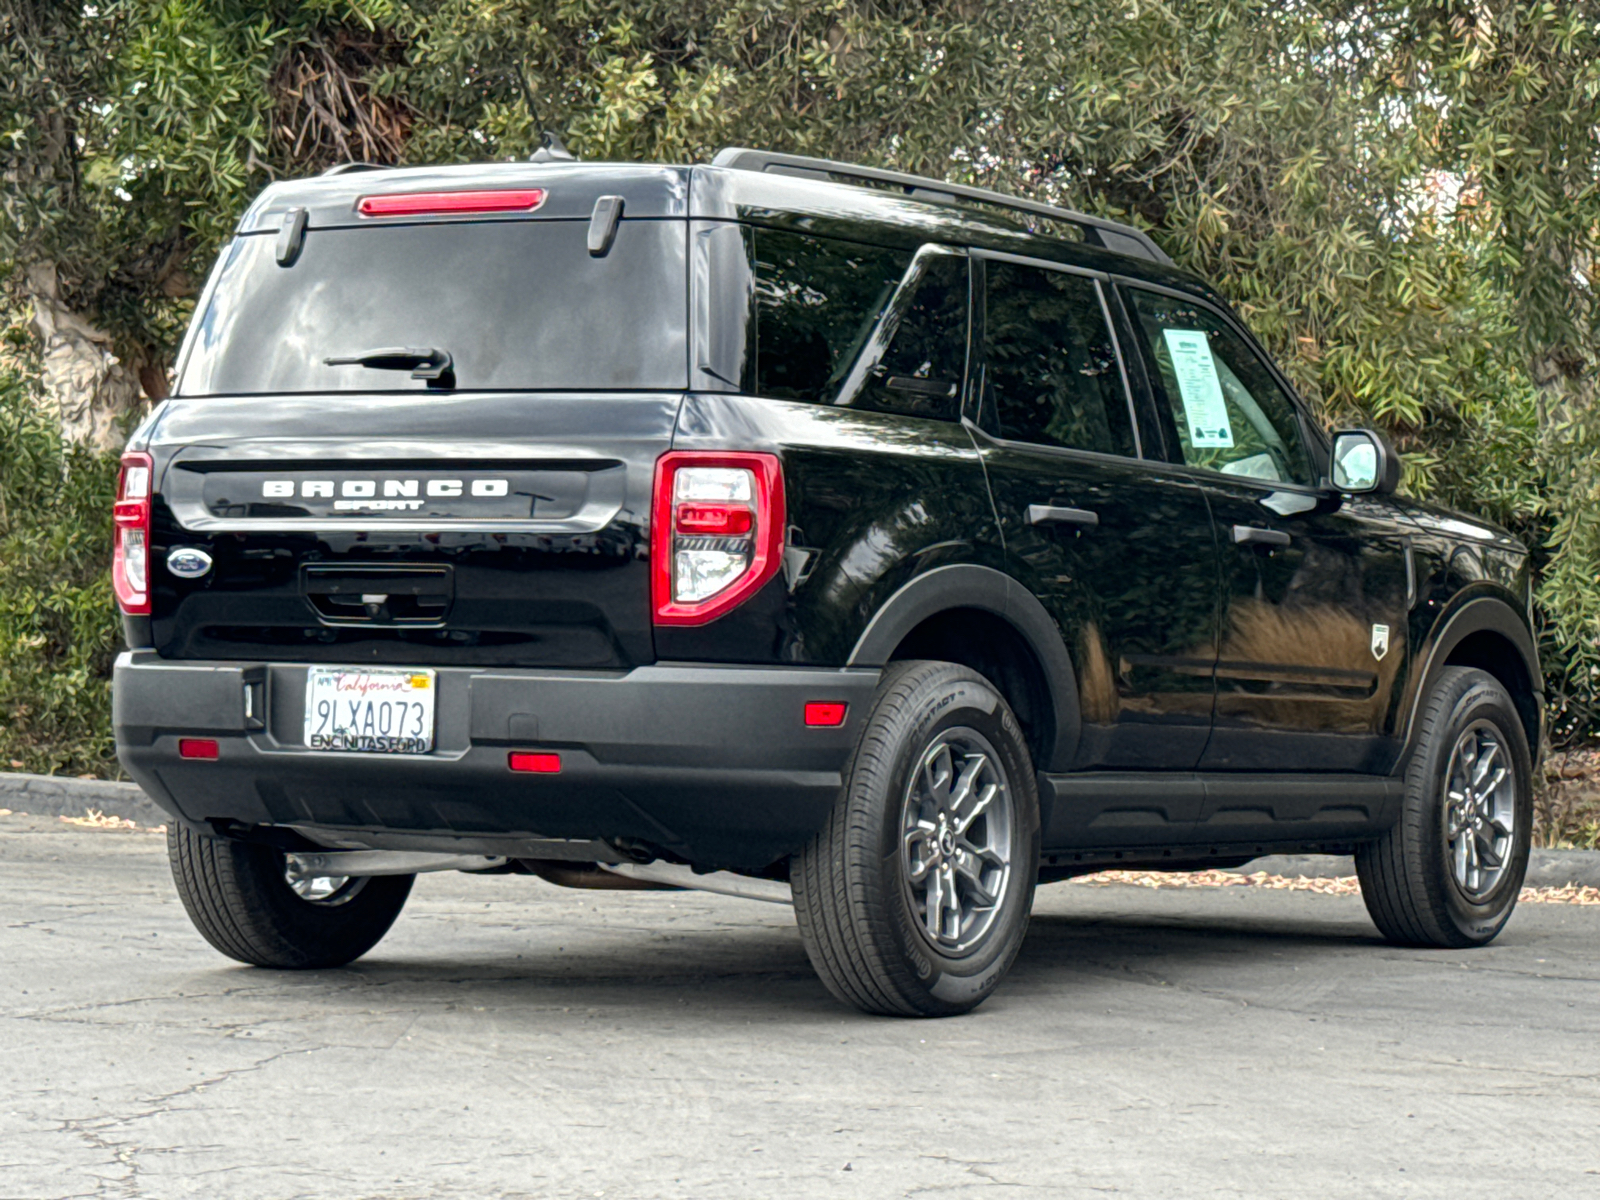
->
[177,219,688,394]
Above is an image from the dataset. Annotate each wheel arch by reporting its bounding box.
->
[847,564,1081,774]
[1402,594,1542,765]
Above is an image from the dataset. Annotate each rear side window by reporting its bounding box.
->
[178,220,688,394]
[981,261,1135,457]
[749,229,911,404]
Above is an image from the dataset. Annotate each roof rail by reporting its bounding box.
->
[710,148,1171,266]
[321,162,395,177]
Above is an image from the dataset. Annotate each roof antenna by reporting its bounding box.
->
[531,132,575,163]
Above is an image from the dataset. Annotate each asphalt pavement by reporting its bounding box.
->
[3,811,1598,1199]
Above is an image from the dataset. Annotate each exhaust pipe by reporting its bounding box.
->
[600,861,792,905]
[285,851,507,879]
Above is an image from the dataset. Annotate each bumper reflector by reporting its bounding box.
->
[803,702,848,728]
[509,751,562,774]
[179,738,220,760]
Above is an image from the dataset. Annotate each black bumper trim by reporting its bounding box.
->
[114,652,880,869]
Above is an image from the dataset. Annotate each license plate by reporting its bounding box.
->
[304,668,436,754]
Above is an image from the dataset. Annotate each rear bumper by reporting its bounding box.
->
[113,651,879,869]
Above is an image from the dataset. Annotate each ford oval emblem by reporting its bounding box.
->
[166,547,214,579]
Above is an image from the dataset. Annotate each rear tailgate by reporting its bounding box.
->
[145,391,677,669]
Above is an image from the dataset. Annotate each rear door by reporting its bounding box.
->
[1119,282,1413,779]
[970,252,1220,843]
[150,180,689,671]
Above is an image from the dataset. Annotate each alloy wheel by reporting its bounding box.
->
[900,727,1014,955]
[1444,721,1516,899]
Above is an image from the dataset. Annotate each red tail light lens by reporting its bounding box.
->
[509,751,562,774]
[179,738,219,760]
[357,189,547,218]
[651,452,785,626]
[113,451,153,615]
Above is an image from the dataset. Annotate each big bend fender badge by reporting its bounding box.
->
[167,547,214,579]
[1370,623,1391,662]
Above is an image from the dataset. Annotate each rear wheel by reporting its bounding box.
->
[168,822,413,968]
[1356,667,1532,948]
[792,661,1040,1017]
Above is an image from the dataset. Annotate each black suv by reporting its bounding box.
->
[112,149,1542,1016]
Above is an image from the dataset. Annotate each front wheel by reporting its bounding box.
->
[791,661,1040,1017]
[1356,667,1533,948]
[168,822,413,968]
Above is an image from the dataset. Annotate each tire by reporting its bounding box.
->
[1356,666,1532,948]
[791,660,1040,1017]
[167,822,413,968]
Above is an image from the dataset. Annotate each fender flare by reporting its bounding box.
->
[847,563,1082,772]
[1399,593,1543,762]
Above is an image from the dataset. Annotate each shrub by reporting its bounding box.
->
[0,368,123,777]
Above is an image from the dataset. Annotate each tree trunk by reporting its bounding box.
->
[25,261,141,453]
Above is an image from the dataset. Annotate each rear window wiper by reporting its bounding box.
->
[324,347,455,389]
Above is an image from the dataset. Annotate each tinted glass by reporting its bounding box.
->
[982,262,1135,457]
[751,229,911,404]
[1127,288,1313,485]
[178,220,688,394]
[851,253,968,421]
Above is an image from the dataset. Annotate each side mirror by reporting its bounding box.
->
[1329,429,1400,496]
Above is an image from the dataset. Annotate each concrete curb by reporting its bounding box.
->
[0,772,167,827]
[1231,851,1600,890]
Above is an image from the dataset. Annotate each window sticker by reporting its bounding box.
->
[1162,328,1234,448]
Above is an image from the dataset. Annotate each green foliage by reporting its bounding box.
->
[0,360,122,776]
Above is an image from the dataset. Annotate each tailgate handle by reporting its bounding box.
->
[302,565,453,626]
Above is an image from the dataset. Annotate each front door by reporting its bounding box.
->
[1120,284,1413,783]
[971,252,1220,809]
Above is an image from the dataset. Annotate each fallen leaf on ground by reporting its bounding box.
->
[1075,870,1600,905]
[60,809,138,831]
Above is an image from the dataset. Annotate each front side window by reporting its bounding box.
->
[981,261,1136,457]
[749,229,911,404]
[1126,287,1313,485]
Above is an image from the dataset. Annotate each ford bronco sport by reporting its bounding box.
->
[112,149,1542,1016]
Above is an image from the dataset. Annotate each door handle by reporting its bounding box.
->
[1027,504,1099,528]
[1231,524,1291,547]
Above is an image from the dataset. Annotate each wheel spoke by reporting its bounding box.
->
[1475,831,1504,870]
[1470,740,1501,788]
[922,743,954,806]
[946,755,987,821]
[953,852,998,905]
[953,782,998,836]
[923,867,945,940]
[958,834,1005,868]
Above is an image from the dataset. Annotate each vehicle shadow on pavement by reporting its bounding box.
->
[198,897,1389,1020]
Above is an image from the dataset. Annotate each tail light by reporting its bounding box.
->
[652,452,785,626]
[113,451,153,615]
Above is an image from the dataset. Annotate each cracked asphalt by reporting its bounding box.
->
[3,812,1598,1200]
